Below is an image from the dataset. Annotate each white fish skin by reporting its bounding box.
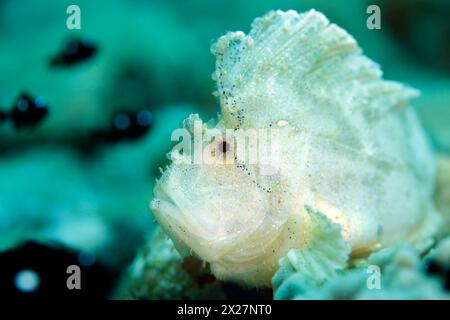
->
[151,10,441,287]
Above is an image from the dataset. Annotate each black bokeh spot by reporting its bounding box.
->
[0,241,116,299]
[424,258,450,292]
[50,37,97,67]
[11,93,49,129]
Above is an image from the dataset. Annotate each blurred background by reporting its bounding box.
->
[0,0,449,299]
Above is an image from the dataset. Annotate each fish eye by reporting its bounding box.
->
[215,137,233,156]
[221,141,230,153]
[209,136,234,161]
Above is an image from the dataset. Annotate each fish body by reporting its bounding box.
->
[151,10,440,287]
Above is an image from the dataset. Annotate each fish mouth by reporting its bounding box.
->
[150,184,236,262]
[151,183,291,267]
[150,159,292,266]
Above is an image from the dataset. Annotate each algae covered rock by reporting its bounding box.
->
[116,228,224,300]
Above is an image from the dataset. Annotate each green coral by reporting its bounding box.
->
[435,156,450,236]
[274,242,450,300]
[425,237,450,268]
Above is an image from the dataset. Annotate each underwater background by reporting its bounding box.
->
[0,0,449,299]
